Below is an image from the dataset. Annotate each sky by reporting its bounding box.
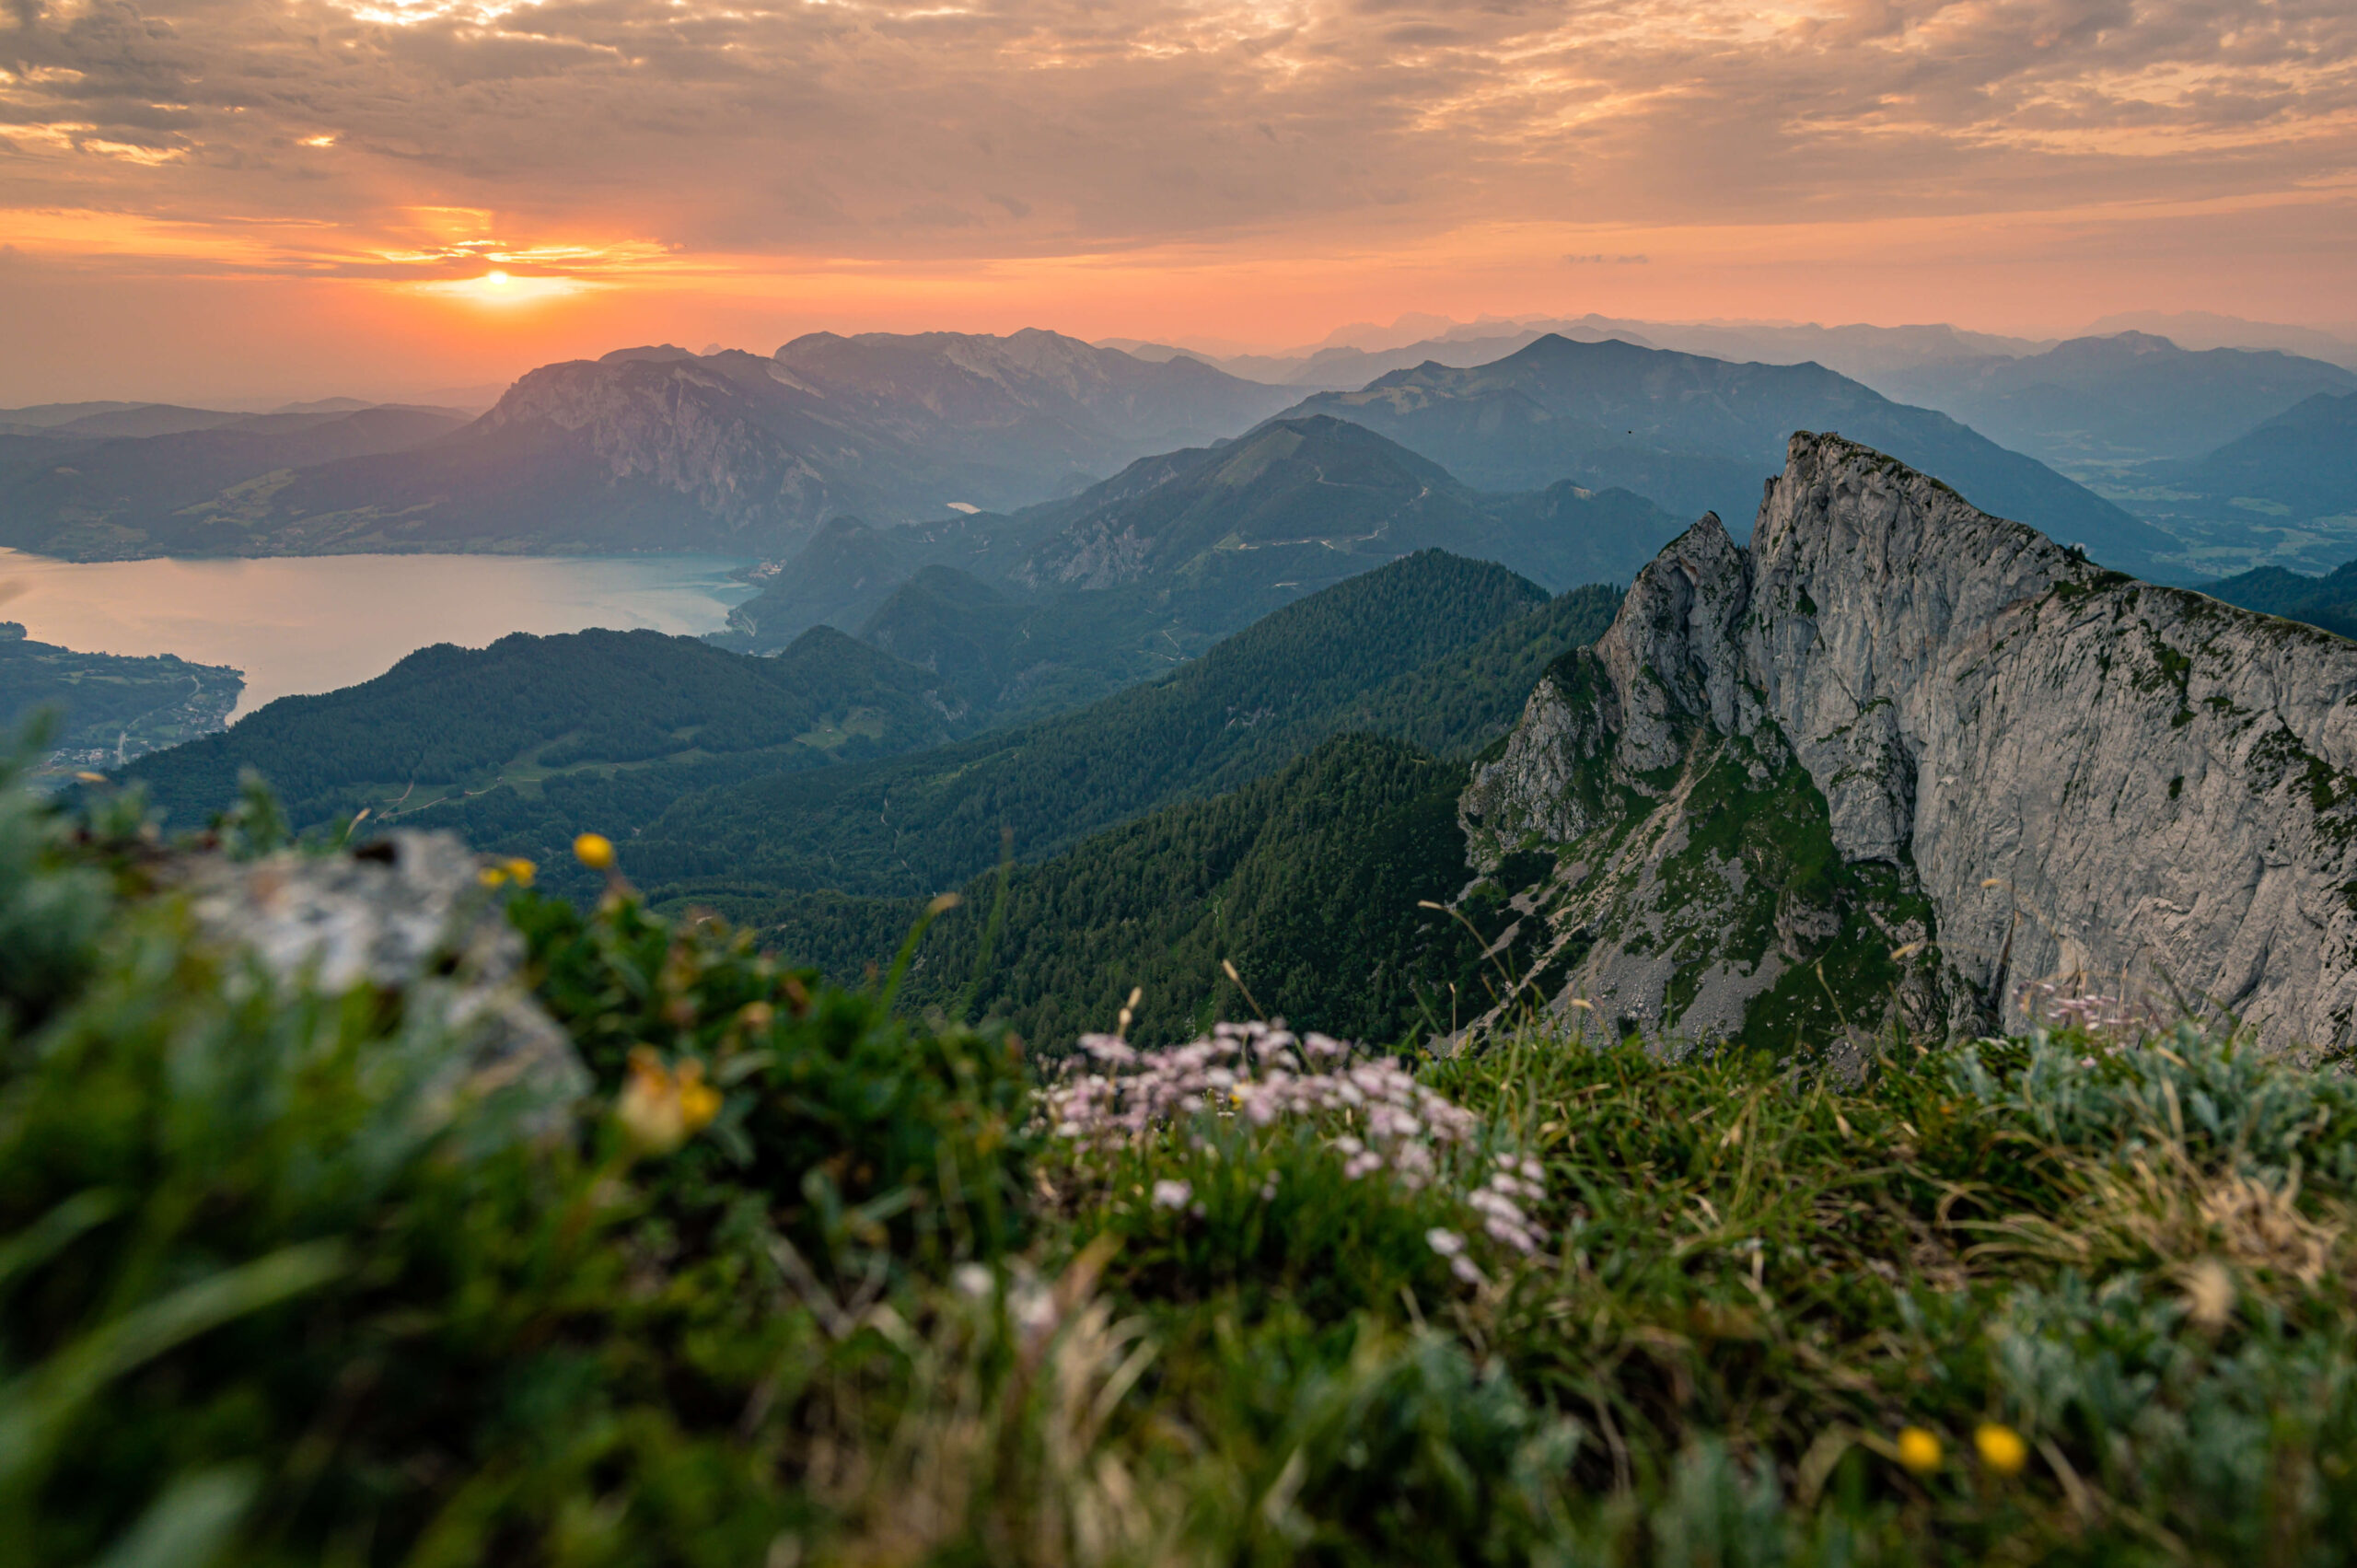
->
[3,0,2353,405]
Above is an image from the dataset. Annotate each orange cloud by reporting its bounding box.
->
[0,0,2351,401]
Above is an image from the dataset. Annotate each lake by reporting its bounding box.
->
[0,552,760,719]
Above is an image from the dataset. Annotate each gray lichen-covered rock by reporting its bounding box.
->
[1465,431,2357,1054]
[175,830,588,1109]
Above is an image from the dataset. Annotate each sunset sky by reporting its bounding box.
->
[3,0,2352,405]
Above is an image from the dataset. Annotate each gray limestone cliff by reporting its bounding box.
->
[1463,432,2357,1054]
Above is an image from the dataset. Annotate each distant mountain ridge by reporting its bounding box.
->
[0,407,476,558]
[0,331,1295,561]
[1875,331,2357,471]
[1276,334,2173,575]
[2153,390,2357,519]
[718,416,1689,679]
[2112,390,2357,575]
[1140,316,2055,389]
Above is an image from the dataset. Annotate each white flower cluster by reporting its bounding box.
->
[1049,1021,1476,1179]
[1468,1154,1547,1255]
[2019,981,2171,1050]
[1046,1019,1547,1278]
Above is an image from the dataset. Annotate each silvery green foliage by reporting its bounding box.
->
[1948,1026,2357,1189]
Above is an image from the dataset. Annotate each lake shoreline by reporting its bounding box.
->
[0,550,760,719]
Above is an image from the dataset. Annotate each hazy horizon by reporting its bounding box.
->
[6,305,2356,412]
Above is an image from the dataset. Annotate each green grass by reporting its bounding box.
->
[5,757,2357,1564]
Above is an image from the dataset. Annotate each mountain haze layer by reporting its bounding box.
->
[1877,331,2357,471]
[1282,335,2172,575]
[721,415,1684,665]
[0,407,472,557]
[0,332,1295,561]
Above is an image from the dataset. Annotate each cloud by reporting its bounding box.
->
[0,0,2348,388]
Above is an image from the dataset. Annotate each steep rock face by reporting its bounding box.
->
[1465,432,2357,1053]
[482,354,839,530]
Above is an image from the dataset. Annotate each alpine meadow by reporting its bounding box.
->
[4,0,2357,1563]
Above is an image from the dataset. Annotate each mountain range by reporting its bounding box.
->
[668,434,2357,1056]
[1277,335,2173,573]
[1135,321,2357,572]
[121,551,1621,912]
[718,415,1687,672]
[0,333,1294,561]
[1874,331,2357,472]
[103,418,2357,1055]
[1117,315,2055,389]
[15,321,2351,599]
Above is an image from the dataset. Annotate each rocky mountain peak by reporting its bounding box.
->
[1464,430,2357,1054]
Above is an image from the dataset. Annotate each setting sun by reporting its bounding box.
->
[410,270,596,307]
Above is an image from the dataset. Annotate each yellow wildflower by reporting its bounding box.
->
[1974,1423,2028,1476]
[478,865,508,888]
[1895,1426,1943,1476]
[574,832,616,870]
[676,1059,721,1132]
[616,1046,720,1156]
[505,857,536,887]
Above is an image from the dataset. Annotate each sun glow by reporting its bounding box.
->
[410,270,596,306]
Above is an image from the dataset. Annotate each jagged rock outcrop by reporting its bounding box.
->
[1464,432,2357,1053]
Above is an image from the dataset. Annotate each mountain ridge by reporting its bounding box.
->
[0,333,1295,561]
[1280,333,2176,576]
[1461,431,2357,1053]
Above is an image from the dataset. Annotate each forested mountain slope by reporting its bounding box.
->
[2200,554,2357,641]
[618,553,1614,902]
[745,735,1501,1048]
[121,626,964,830]
[1282,334,2174,575]
[722,416,1687,679]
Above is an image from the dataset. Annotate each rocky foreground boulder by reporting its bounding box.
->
[173,830,586,1109]
[1462,431,2357,1054]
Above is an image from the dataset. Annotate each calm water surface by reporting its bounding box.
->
[0,552,759,718]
